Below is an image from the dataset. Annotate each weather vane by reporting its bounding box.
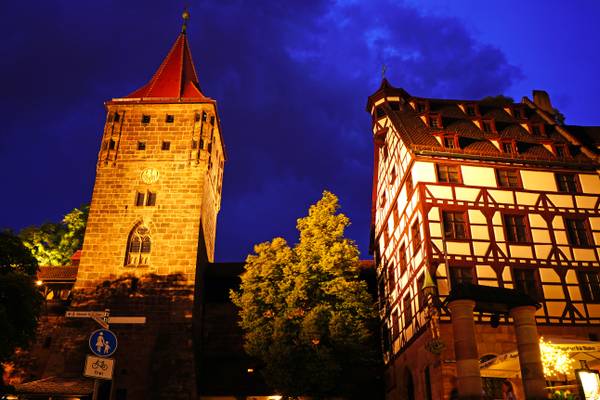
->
[382,64,388,80]
[182,7,190,33]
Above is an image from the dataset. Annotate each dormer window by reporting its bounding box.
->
[530,123,545,136]
[465,104,478,116]
[429,114,442,129]
[443,135,457,149]
[482,119,495,134]
[555,144,569,158]
[513,108,522,119]
[416,102,427,113]
[501,141,517,154]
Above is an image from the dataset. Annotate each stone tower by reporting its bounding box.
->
[75,13,224,290]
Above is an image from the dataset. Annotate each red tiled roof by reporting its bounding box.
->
[15,376,94,395]
[125,32,207,101]
[37,266,78,281]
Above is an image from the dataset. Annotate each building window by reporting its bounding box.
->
[449,266,475,288]
[482,120,493,133]
[109,139,116,150]
[466,105,476,116]
[577,271,600,303]
[390,167,397,183]
[416,274,425,309]
[496,169,521,189]
[406,172,414,194]
[194,112,201,122]
[513,108,522,119]
[513,268,542,301]
[135,192,145,206]
[165,114,174,123]
[391,310,399,339]
[556,173,580,193]
[202,111,207,121]
[531,124,543,135]
[403,293,412,327]
[210,116,215,125]
[399,244,407,276]
[503,214,529,243]
[141,115,150,124]
[387,263,396,294]
[392,206,399,227]
[555,145,569,158]
[161,141,171,151]
[442,211,468,240]
[501,141,516,154]
[416,102,427,113]
[443,136,456,149]
[565,218,592,247]
[146,192,157,207]
[113,112,120,122]
[429,114,441,128]
[137,141,146,150]
[411,220,421,252]
[125,224,151,266]
[191,139,198,149]
[436,164,461,184]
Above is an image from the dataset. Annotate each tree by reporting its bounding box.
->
[0,231,43,393]
[19,204,89,266]
[231,191,380,399]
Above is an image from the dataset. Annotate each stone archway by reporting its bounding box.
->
[402,367,415,400]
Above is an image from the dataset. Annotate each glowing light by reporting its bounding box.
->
[247,368,254,373]
[35,280,43,286]
[539,337,574,377]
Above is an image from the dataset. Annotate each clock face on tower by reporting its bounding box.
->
[140,168,160,184]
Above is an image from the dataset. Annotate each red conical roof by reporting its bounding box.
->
[125,32,207,100]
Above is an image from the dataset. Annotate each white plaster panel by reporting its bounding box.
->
[588,305,600,318]
[534,245,552,260]
[470,225,489,240]
[412,161,436,184]
[427,185,454,200]
[468,210,486,224]
[473,242,489,256]
[580,174,600,194]
[428,207,440,221]
[509,245,533,258]
[568,286,582,301]
[576,196,597,210]
[455,187,480,202]
[547,194,574,208]
[480,280,498,287]
[492,212,502,225]
[494,227,505,241]
[539,268,560,283]
[554,231,568,245]
[521,170,557,191]
[461,166,497,187]
[573,248,597,262]
[543,285,565,299]
[552,218,565,230]
[558,246,572,260]
[589,217,600,231]
[545,302,564,317]
[532,229,551,244]
[429,223,442,238]
[501,267,511,282]
[565,270,577,282]
[476,265,496,279]
[446,241,471,255]
[528,214,547,229]
[488,190,515,204]
[516,192,539,206]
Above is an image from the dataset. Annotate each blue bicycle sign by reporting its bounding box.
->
[89,329,118,357]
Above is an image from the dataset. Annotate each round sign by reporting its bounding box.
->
[89,329,118,358]
[140,168,159,184]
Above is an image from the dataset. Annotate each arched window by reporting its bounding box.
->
[125,224,151,266]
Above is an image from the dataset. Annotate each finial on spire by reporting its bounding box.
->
[182,7,190,33]
[381,63,388,81]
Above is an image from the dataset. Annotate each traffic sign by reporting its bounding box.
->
[89,329,118,357]
[83,355,115,380]
[66,310,108,319]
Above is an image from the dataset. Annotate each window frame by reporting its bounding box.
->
[398,243,407,276]
[564,217,593,248]
[555,173,581,194]
[495,168,522,189]
[512,268,543,301]
[403,293,413,327]
[442,210,469,240]
[161,141,171,151]
[411,220,421,253]
[436,164,462,184]
[141,115,151,124]
[448,265,476,288]
[137,141,146,151]
[502,213,531,244]
[165,114,175,123]
[577,271,600,303]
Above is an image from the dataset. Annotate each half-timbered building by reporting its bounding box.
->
[367,79,600,399]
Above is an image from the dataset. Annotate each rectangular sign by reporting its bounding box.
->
[108,316,146,324]
[66,311,107,318]
[83,355,115,380]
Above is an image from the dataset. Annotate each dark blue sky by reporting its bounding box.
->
[1,1,599,261]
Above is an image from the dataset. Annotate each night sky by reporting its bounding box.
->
[1,1,599,261]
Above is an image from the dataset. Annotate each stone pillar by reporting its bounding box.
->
[448,299,482,400]
[510,305,546,400]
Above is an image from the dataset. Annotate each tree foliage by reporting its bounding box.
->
[19,204,89,266]
[231,191,379,399]
[0,231,43,392]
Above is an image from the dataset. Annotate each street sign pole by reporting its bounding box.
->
[92,310,110,400]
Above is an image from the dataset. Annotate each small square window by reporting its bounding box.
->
[137,142,146,150]
[503,214,529,243]
[502,142,515,154]
[161,141,171,151]
[578,271,600,303]
[109,139,116,150]
[496,169,521,189]
[442,211,468,240]
[195,112,201,122]
[443,136,456,148]
[135,192,145,207]
[202,112,207,121]
[482,121,493,133]
[449,266,475,288]
[141,115,150,124]
[146,192,156,206]
[556,173,580,194]
[166,114,174,123]
[113,112,120,122]
[436,164,461,184]
[210,116,215,125]
[191,140,198,149]
[513,268,542,301]
[565,217,593,247]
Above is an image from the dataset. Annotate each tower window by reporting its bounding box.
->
[109,139,116,150]
[512,268,542,301]
[146,192,157,207]
[202,112,207,121]
[555,173,580,193]
[125,224,151,266]
[166,114,174,123]
[442,211,468,240]
[207,142,212,153]
[191,140,198,149]
[195,112,201,122]
[199,138,205,149]
[162,141,171,151]
[436,164,461,184]
[137,142,146,150]
[141,115,151,124]
[135,192,145,206]
[113,112,120,122]
[210,116,215,125]
[411,220,421,252]
[577,271,600,303]
[496,169,521,189]
[503,214,529,243]
[565,217,592,247]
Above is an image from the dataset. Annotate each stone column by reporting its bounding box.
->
[510,305,546,400]
[448,299,482,400]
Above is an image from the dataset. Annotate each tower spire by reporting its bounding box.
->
[181,7,190,34]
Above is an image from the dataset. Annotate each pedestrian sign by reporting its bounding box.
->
[89,329,118,357]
